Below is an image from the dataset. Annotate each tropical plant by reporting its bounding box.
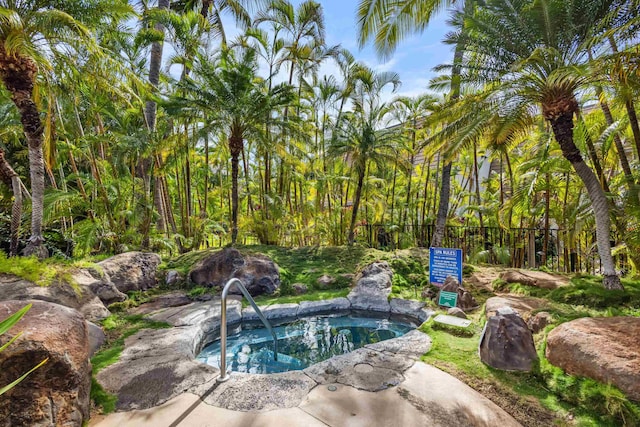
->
[170,47,294,244]
[330,66,403,245]
[451,0,624,289]
[357,0,476,248]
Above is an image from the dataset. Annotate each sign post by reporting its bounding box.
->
[429,247,463,287]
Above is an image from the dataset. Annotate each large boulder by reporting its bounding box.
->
[499,269,568,290]
[546,317,640,401]
[188,248,280,296]
[0,274,110,322]
[0,300,91,427]
[97,252,162,293]
[479,307,537,372]
[348,262,393,312]
[71,268,126,306]
[485,295,548,322]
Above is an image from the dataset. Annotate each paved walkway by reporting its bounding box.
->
[91,361,521,427]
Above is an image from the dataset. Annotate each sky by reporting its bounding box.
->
[163,1,456,103]
[316,0,454,101]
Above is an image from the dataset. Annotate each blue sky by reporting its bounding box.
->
[174,1,455,101]
[316,0,453,100]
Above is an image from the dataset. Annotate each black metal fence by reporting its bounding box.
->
[206,223,627,275]
[354,224,628,274]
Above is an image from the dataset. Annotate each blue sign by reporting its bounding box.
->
[429,247,463,287]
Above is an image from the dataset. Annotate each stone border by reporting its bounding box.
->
[96,297,434,412]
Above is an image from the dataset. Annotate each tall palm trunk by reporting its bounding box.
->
[402,129,416,229]
[431,162,451,248]
[473,141,484,229]
[0,50,48,258]
[229,134,243,245]
[141,0,170,248]
[547,105,622,290]
[431,16,466,248]
[347,166,366,245]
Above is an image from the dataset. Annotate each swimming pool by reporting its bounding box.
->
[197,315,414,374]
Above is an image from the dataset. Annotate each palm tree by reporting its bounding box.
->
[389,94,438,230]
[357,0,474,248]
[0,1,105,257]
[171,47,293,244]
[330,66,402,245]
[256,0,326,197]
[453,0,623,289]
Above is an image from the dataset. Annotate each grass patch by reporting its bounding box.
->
[247,288,350,307]
[91,378,117,414]
[419,305,640,426]
[0,252,73,288]
[166,245,433,298]
[0,252,104,291]
[90,314,170,414]
[107,288,167,312]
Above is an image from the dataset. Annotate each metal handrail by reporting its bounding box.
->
[218,278,278,382]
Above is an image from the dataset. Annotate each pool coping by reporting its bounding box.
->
[95,297,435,413]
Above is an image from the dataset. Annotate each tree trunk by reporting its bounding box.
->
[549,110,622,290]
[473,141,484,229]
[141,0,170,248]
[347,167,366,245]
[229,135,243,245]
[431,162,451,248]
[431,17,466,248]
[402,130,416,229]
[0,51,47,258]
[543,172,550,265]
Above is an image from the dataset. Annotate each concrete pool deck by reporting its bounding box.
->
[91,287,520,426]
[91,361,521,427]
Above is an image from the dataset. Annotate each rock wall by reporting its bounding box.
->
[0,300,91,427]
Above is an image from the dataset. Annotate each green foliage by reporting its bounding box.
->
[187,287,207,298]
[248,288,350,307]
[492,278,509,292]
[420,317,640,425]
[429,319,477,338]
[492,275,640,313]
[92,315,169,373]
[548,276,640,309]
[90,378,117,414]
[107,289,164,312]
[278,267,293,296]
[255,245,367,290]
[0,253,73,288]
[462,264,477,276]
[419,273,640,426]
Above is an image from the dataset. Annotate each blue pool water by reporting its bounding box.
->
[197,315,414,374]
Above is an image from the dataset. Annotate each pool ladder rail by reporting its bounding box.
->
[218,278,279,382]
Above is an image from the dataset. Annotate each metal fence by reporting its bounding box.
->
[354,224,628,275]
[205,223,628,275]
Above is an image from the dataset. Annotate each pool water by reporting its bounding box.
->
[197,315,414,374]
